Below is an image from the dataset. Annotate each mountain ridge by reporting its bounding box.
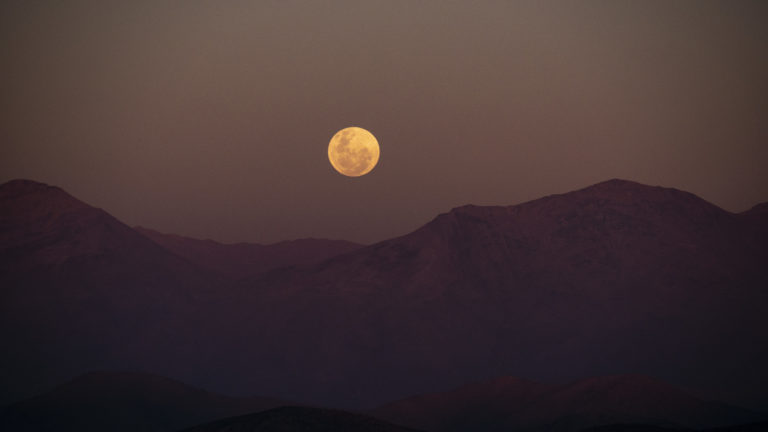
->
[371,374,765,432]
[0,371,288,432]
[225,177,768,407]
[179,406,424,432]
[5,371,761,432]
[134,226,362,279]
[2,177,767,411]
[0,179,227,405]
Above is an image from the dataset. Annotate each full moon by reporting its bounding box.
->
[328,127,380,177]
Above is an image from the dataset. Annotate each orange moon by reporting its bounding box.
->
[328,127,380,177]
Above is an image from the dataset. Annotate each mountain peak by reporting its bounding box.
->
[567,179,726,210]
[1,179,99,255]
[567,178,695,200]
[559,374,689,396]
[2,371,288,432]
[590,178,651,188]
[1,179,98,231]
[438,180,655,219]
[182,406,424,432]
[420,179,731,247]
[0,178,85,207]
[743,202,768,215]
[0,179,194,273]
[1,178,56,191]
[441,179,723,220]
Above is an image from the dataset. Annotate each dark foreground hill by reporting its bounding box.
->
[371,374,765,432]
[2,178,767,410]
[0,371,287,432]
[2,372,761,432]
[180,406,423,432]
[582,420,768,432]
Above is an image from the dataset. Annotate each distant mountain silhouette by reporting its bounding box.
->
[583,420,768,432]
[704,420,768,431]
[2,371,760,432]
[0,371,286,432]
[2,178,767,411]
[371,374,764,432]
[580,425,687,432]
[134,226,361,279]
[179,406,423,432]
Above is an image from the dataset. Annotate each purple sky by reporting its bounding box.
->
[2,1,767,244]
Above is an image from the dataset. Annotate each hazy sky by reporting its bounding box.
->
[2,1,767,244]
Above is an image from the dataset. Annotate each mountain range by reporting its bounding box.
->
[180,406,424,432]
[0,371,286,432]
[371,374,763,432]
[1,178,766,415]
[1,371,763,432]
